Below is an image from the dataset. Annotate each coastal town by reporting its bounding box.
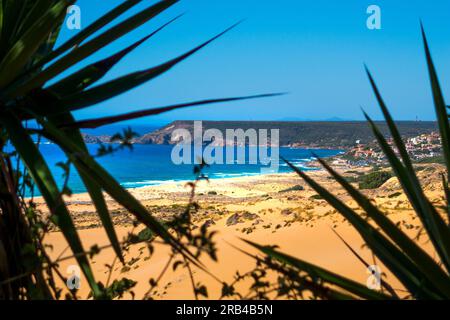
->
[340,131,443,166]
[81,122,443,169]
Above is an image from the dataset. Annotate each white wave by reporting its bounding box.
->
[120,179,179,187]
[212,172,261,178]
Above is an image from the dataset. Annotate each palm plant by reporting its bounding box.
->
[245,25,450,299]
[0,0,276,299]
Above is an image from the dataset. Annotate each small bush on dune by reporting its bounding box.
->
[358,171,392,189]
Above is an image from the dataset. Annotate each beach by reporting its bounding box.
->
[40,163,446,299]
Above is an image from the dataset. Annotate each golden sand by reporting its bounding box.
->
[40,163,446,299]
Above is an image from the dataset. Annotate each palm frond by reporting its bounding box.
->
[62,21,242,111]
[0,112,102,298]
[7,0,178,97]
[421,24,450,178]
[0,0,73,87]
[48,14,183,96]
[243,239,393,300]
[282,158,444,299]
[313,154,450,296]
[62,93,284,128]
[245,24,450,300]
[0,1,277,299]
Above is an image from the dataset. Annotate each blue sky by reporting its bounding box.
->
[54,0,450,125]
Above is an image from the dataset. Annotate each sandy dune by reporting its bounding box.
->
[41,164,446,299]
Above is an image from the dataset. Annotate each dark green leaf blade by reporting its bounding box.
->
[363,111,450,273]
[62,93,285,128]
[0,0,23,56]
[365,58,450,272]
[421,25,450,178]
[442,174,450,224]
[365,67,416,173]
[228,241,356,300]
[34,117,202,269]
[63,21,242,110]
[0,0,73,87]
[0,112,102,298]
[48,15,182,96]
[48,111,124,263]
[284,158,444,299]
[9,0,178,96]
[13,0,55,41]
[0,0,4,47]
[243,239,393,300]
[314,155,450,297]
[39,0,143,67]
[329,228,399,298]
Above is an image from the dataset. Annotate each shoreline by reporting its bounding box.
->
[33,161,335,207]
[34,149,346,200]
[119,165,322,194]
[23,143,344,196]
[41,163,446,299]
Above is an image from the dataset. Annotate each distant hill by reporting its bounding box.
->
[276,117,353,122]
[133,120,438,148]
[81,133,111,144]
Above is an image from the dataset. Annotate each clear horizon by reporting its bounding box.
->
[53,0,450,125]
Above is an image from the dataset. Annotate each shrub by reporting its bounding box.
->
[358,171,392,189]
[279,185,304,192]
[417,155,445,164]
[388,192,402,198]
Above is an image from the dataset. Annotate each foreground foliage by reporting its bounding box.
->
[244,25,450,299]
[0,0,273,299]
[1,1,448,301]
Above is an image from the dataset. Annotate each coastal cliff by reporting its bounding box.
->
[129,120,438,148]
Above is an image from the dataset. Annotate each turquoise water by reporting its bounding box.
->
[16,143,343,196]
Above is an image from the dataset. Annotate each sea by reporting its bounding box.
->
[8,125,344,196]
